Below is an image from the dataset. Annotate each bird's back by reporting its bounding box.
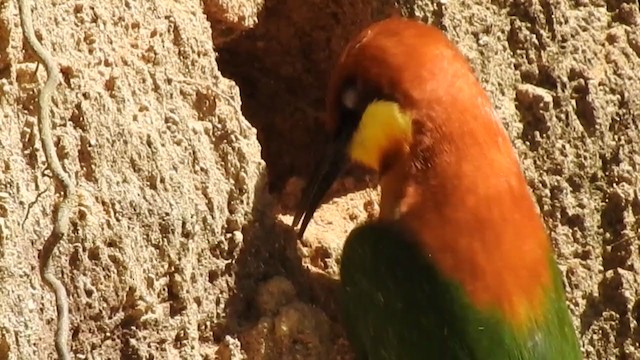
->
[341,221,581,360]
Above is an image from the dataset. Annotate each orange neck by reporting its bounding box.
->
[380,101,552,329]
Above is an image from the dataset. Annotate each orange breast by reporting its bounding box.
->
[400,97,552,329]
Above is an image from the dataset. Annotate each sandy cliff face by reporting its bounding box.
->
[0,0,639,359]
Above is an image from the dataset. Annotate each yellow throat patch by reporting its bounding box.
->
[348,100,412,171]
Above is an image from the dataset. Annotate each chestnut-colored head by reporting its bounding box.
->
[292,17,488,238]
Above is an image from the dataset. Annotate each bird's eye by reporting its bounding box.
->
[341,86,359,110]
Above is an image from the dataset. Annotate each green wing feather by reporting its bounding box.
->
[340,221,581,360]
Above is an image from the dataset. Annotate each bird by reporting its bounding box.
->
[291,16,582,359]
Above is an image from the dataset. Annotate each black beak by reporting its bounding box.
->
[292,131,350,239]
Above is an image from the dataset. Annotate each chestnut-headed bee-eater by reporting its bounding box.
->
[292,17,581,359]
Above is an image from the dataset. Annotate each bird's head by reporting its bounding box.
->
[292,17,482,238]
